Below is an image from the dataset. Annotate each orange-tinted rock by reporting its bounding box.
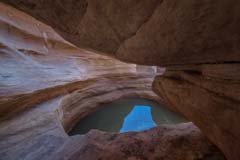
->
[52,123,225,160]
[2,0,240,65]
[153,67,240,160]
[0,1,239,160]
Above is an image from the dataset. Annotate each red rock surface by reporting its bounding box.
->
[52,123,225,160]
[0,1,239,160]
[2,0,240,66]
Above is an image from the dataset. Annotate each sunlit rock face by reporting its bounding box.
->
[0,2,140,121]
[0,1,239,160]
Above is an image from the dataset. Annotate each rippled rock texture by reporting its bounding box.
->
[0,2,222,160]
[2,0,240,65]
[0,1,239,160]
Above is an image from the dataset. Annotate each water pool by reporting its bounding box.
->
[69,98,186,135]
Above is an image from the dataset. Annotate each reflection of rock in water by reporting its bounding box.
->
[120,106,156,133]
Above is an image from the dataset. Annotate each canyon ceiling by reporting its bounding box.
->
[0,1,240,160]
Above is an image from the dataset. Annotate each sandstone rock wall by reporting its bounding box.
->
[153,66,240,160]
[0,3,210,160]
[2,0,240,66]
[0,1,239,160]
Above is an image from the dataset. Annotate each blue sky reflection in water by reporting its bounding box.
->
[119,105,156,133]
[69,98,187,135]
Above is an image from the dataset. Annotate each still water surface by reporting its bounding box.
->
[69,98,186,135]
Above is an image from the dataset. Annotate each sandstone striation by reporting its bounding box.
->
[0,1,239,160]
[1,0,240,65]
[1,2,223,160]
[153,66,240,160]
[0,93,225,160]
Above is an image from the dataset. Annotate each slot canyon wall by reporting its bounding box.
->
[0,2,225,160]
[0,0,239,160]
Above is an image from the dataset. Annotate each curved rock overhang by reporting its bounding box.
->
[0,1,239,160]
[1,0,240,66]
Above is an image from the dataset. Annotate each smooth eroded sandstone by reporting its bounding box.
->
[1,0,240,65]
[0,1,239,160]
